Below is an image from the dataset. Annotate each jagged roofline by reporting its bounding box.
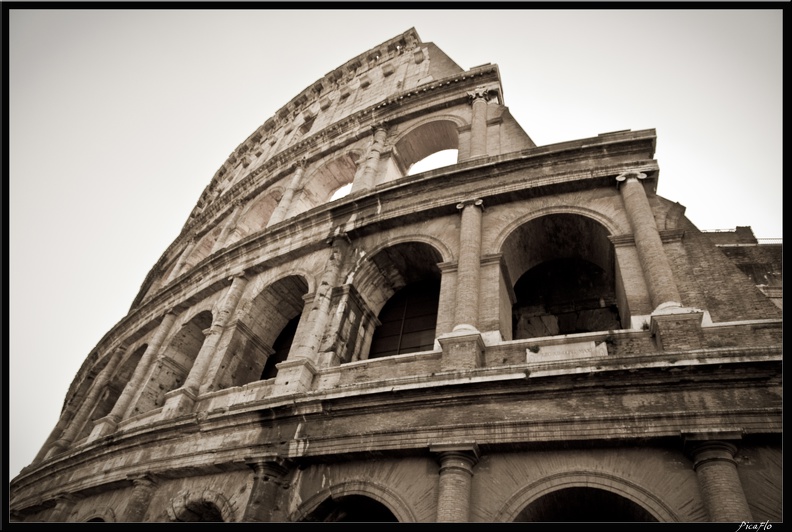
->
[198,28,442,219]
[131,28,473,308]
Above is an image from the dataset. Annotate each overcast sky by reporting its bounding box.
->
[8,9,782,481]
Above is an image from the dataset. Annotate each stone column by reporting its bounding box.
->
[617,171,682,311]
[689,440,753,522]
[454,199,484,332]
[182,274,249,395]
[45,345,128,458]
[275,236,349,393]
[122,475,159,522]
[468,87,490,159]
[211,201,245,253]
[431,444,479,522]
[48,493,80,522]
[31,402,79,465]
[165,238,198,285]
[242,459,290,522]
[268,159,306,227]
[353,123,388,192]
[90,312,178,438]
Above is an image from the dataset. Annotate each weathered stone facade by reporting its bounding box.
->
[10,29,781,523]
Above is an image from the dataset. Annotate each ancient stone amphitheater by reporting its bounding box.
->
[10,28,782,523]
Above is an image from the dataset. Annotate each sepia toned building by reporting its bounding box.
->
[10,28,782,523]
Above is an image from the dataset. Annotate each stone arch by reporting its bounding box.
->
[353,240,445,318]
[182,224,225,273]
[226,188,283,246]
[78,506,116,522]
[213,274,310,389]
[364,233,454,265]
[493,205,621,254]
[74,343,149,441]
[349,241,444,361]
[292,480,416,522]
[499,210,623,339]
[495,471,679,522]
[166,488,236,522]
[390,116,463,176]
[130,309,214,416]
[291,151,362,217]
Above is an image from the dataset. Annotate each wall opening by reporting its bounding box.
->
[407,149,458,176]
[75,344,148,441]
[261,315,300,380]
[301,495,399,522]
[361,242,443,360]
[392,120,459,178]
[214,275,308,389]
[501,213,620,340]
[514,487,657,522]
[513,258,620,337]
[131,311,213,416]
[369,279,440,358]
[329,182,353,201]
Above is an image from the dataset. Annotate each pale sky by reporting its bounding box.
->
[8,9,782,481]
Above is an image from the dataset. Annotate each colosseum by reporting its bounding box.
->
[9,28,782,523]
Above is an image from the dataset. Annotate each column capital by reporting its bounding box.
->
[245,457,291,479]
[456,198,484,211]
[615,170,647,186]
[202,327,221,337]
[292,157,307,171]
[127,473,160,488]
[228,271,248,282]
[370,120,390,134]
[467,86,494,103]
[430,443,480,468]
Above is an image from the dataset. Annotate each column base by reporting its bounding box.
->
[161,387,197,419]
[650,307,707,351]
[273,358,317,395]
[87,414,121,442]
[438,330,485,371]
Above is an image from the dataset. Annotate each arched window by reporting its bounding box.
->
[261,315,300,380]
[407,149,458,176]
[301,495,399,522]
[514,487,657,522]
[369,278,440,359]
[501,213,621,340]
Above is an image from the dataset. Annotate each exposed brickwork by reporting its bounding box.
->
[11,29,780,524]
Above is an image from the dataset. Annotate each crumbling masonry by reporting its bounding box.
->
[11,29,782,522]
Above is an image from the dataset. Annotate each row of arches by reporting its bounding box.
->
[74,211,626,437]
[156,118,466,293]
[79,481,662,522]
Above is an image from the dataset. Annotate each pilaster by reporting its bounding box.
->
[431,443,480,522]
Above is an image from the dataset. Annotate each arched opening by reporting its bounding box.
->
[291,153,359,217]
[225,190,281,247]
[131,310,213,415]
[392,120,460,178]
[513,258,620,337]
[363,242,443,360]
[514,487,657,522]
[500,214,621,340]
[369,279,440,358]
[329,182,353,201]
[301,495,399,522]
[182,225,224,272]
[172,501,224,522]
[261,315,300,380]
[407,148,458,176]
[213,275,309,390]
[75,344,148,441]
